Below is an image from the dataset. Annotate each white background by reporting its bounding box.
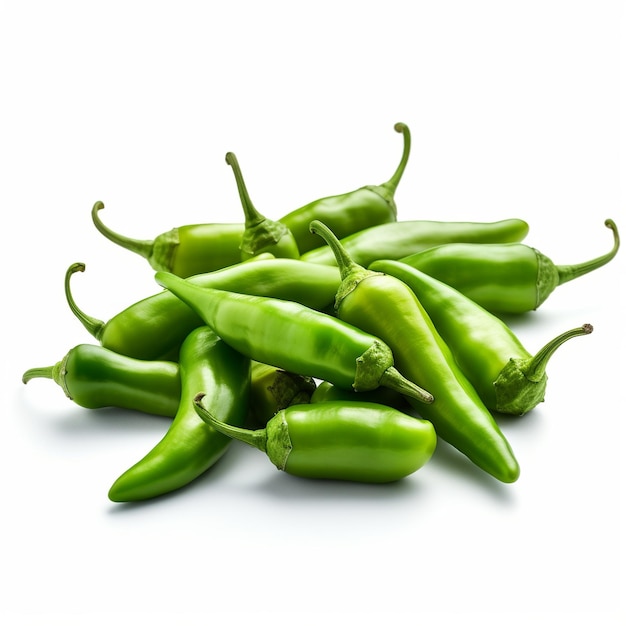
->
[1,2,624,624]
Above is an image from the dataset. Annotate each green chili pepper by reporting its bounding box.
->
[310,219,520,483]
[194,395,437,483]
[276,122,410,253]
[91,201,245,278]
[108,326,250,502]
[21,339,309,427]
[21,344,181,416]
[65,257,340,361]
[225,151,300,260]
[398,219,619,314]
[300,217,530,267]
[370,259,594,415]
[154,271,434,403]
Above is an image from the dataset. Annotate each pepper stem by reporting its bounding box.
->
[309,220,365,279]
[382,122,411,193]
[523,323,594,382]
[91,201,155,259]
[557,219,620,285]
[193,393,268,452]
[64,263,105,340]
[225,152,292,255]
[22,358,69,398]
[379,366,434,404]
[22,365,54,384]
[309,219,378,307]
[225,152,266,229]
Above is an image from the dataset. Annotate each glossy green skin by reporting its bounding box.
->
[168,223,245,277]
[300,219,530,267]
[370,260,536,413]
[399,242,547,314]
[335,273,520,483]
[108,327,250,502]
[266,402,436,483]
[22,344,181,415]
[71,259,340,361]
[279,186,396,254]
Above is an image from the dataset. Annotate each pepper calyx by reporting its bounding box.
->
[265,411,292,471]
[55,353,73,401]
[268,370,317,410]
[534,248,560,309]
[151,227,180,272]
[334,268,384,310]
[239,219,292,256]
[353,340,394,392]
[362,184,397,212]
[493,358,547,415]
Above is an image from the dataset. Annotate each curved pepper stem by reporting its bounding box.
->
[361,122,411,215]
[22,365,54,384]
[193,393,267,451]
[381,122,411,194]
[64,263,105,340]
[225,152,266,229]
[22,358,69,397]
[557,219,620,285]
[91,201,156,259]
[309,219,379,308]
[524,323,594,382]
[225,152,293,256]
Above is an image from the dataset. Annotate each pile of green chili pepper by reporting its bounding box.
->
[22,121,620,503]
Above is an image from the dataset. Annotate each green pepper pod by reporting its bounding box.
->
[300,217,530,267]
[65,257,340,361]
[22,344,181,415]
[398,219,619,314]
[225,151,300,260]
[21,341,303,427]
[370,259,594,415]
[277,122,410,253]
[194,395,437,483]
[154,270,434,404]
[91,201,245,278]
[310,219,520,483]
[108,326,250,502]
